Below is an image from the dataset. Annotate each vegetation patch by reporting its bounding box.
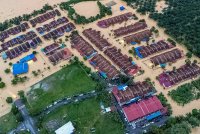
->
[124,0,157,14]
[27,62,96,115]
[157,93,172,115]
[60,0,112,24]
[0,112,18,133]
[168,78,200,106]
[39,97,124,134]
[0,77,6,89]
[148,109,200,134]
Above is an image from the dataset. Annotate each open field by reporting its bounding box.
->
[27,62,96,113]
[0,112,18,133]
[41,97,124,133]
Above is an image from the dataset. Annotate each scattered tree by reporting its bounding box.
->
[6,97,13,104]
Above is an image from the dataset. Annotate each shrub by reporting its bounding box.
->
[167,38,176,46]
[128,50,133,54]
[32,51,38,55]
[6,97,13,104]
[186,52,193,59]
[4,68,11,74]
[0,82,6,88]
[9,62,12,66]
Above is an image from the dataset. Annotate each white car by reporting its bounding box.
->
[91,90,95,93]
[67,97,71,100]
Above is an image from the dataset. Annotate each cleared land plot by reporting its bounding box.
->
[27,62,96,113]
[41,97,124,133]
[168,78,200,105]
[0,112,18,133]
[73,1,100,19]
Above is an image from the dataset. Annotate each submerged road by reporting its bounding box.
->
[14,99,38,134]
[9,90,99,133]
[39,90,98,117]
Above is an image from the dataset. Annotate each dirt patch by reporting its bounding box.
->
[73,1,100,19]
[155,0,168,13]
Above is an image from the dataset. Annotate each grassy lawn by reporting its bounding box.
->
[27,62,96,114]
[41,97,124,134]
[0,112,18,133]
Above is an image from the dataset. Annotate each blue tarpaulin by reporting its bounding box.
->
[142,38,148,42]
[126,96,141,105]
[20,54,35,63]
[90,61,96,66]
[135,47,143,59]
[99,71,107,79]
[1,52,7,60]
[160,63,166,68]
[117,84,128,91]
[86,52,97,59]
[146,111,161,121]
[131,42,137,45]
[132,61,136,65]
[145,91,155,97]
[12,63,28,75]
[120,6,125,11]
[66,28,71,32]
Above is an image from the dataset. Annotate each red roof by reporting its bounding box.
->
[122,96,164,122]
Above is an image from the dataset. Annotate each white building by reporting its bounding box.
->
[55,121,75,134]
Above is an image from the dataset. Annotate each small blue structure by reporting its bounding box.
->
[160,63,166,68]
[66,28,71,32]
[117,84,128,91]
[146,111,162,121]
[20,54,35,63]
[135,46,143,59]
[132,61,136,65]
[126,96,141,105]
[120,6,125,11]
[12,63,29,75]
[86,52,97,60]
[90,61,96,66]
[145,91,155,97]
[131,41,137,45]
[142,38,148,42]
[99,71,107,79]
[1,52,7,60]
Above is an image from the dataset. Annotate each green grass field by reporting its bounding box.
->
[27,63,96,114]
[0,112,18,133]
[41,97,124,134]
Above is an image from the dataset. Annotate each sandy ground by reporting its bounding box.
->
[0,0,68,22]
[0,0,200,133]
[73,1,100,19]
[192,127,200,134]
[155,0,168,13]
